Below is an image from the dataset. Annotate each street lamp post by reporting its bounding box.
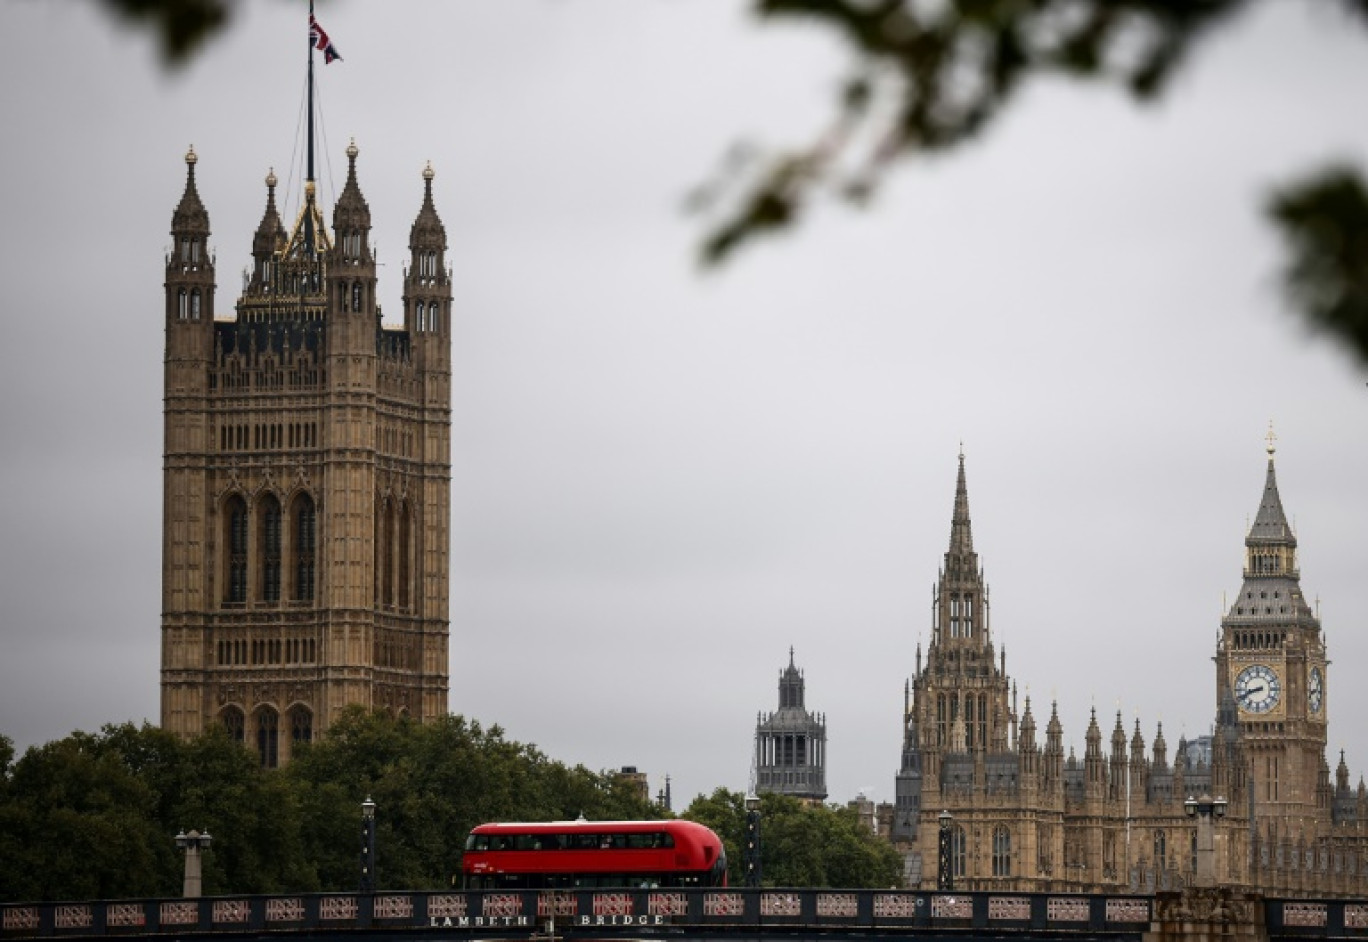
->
[1183,793,1227,887]
[744,793,762,888]
[174,829,213,899]
[938,810,953,891]
[360,796,377,894]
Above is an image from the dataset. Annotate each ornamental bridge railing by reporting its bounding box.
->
[4,889,1147,939]
[3,889,1367,941]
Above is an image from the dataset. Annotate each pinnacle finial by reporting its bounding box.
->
[423,160,435,182]
[1266,421,1277,458]
[347,137,359,160]
[186,145,197,167]
[266,167,277,189]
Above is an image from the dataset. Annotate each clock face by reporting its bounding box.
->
[1309,666,1324,714]
[1235,664,1282,714]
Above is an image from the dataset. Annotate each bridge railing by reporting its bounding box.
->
[1,888,1158,939]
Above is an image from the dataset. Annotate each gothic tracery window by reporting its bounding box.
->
[952,824,968,878]
[992,826,1011,877]
[398,500,412,610]
[290,706,313,745]
[260,494,281,603]
[221,706,245,744]
[379,498,395,607]
[256,708,279,769]
[225,495,248,604]
[292,493,316,602]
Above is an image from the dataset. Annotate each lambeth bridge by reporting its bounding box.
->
[4,888,1368,942]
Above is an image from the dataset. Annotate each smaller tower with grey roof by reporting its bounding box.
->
[754,648,828,802]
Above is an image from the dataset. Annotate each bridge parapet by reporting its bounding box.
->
[3,888,1154,940]
[5,889,1366,942]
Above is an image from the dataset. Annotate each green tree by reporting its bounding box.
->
[0,728,178,901]
[283,708,661,891]
[0,712,655,901]
[683,789,902,888]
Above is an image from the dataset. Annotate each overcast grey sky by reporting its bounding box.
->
[0,1,1364,810]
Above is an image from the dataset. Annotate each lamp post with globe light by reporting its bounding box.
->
[360,797,377,894]
[175,829,212,898]
[1184,793,1227,886]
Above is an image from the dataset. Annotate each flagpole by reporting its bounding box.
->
[305,0,317,257]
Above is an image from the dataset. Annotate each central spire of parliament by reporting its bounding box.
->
[160,9,452,767]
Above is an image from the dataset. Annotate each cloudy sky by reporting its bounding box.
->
[1,1,1365,811]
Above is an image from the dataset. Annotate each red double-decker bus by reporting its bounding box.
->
[461,819,728,889]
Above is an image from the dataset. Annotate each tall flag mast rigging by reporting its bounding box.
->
[303,1,342,257]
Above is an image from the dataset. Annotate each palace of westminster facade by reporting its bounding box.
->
[161,118,1368,897]
[752,447,1368,896]
[880,447,1368,896]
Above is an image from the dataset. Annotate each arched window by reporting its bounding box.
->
[259,495,281,603]
[190,289,201,320]
[992,826,1011,877]
[290,706,313,745]
[256,708,279,768]
[177,288,188,319]
[953,824,968,878]
[292,493,316,602]
[224,495,248,604]
[380,498,395,607]
[398,500,412,610]
[221,706,245,744]
[352,282,363,312]
[1154,831,1167,871]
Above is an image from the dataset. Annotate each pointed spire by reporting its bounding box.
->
[777,648,804,709]
[1019,696,1037,747]
[949,447,974,557]
[334,139,371,226]
[171,146,209,236]
[1249,424,1294,545]
[1149,721,1171,771]
[410,160,447,246]
[1086,707,1102,752]
[252,168,286,259]
[1046,700,1063,743]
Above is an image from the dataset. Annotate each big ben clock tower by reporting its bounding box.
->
[1214,430,1328,831]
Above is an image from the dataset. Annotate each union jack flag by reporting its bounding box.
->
[309,14,342,64]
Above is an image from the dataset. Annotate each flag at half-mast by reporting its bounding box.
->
[310,14,342,64]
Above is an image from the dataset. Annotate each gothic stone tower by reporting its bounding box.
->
[754,649,828,802]
[1215,435,1328,833]
[893,453,1043,886]
[160,144,452,766]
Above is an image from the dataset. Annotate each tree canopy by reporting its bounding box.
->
[0,711,657,903]
[683,788,903,888]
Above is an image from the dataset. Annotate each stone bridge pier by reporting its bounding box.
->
[1146,888,1266,942]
